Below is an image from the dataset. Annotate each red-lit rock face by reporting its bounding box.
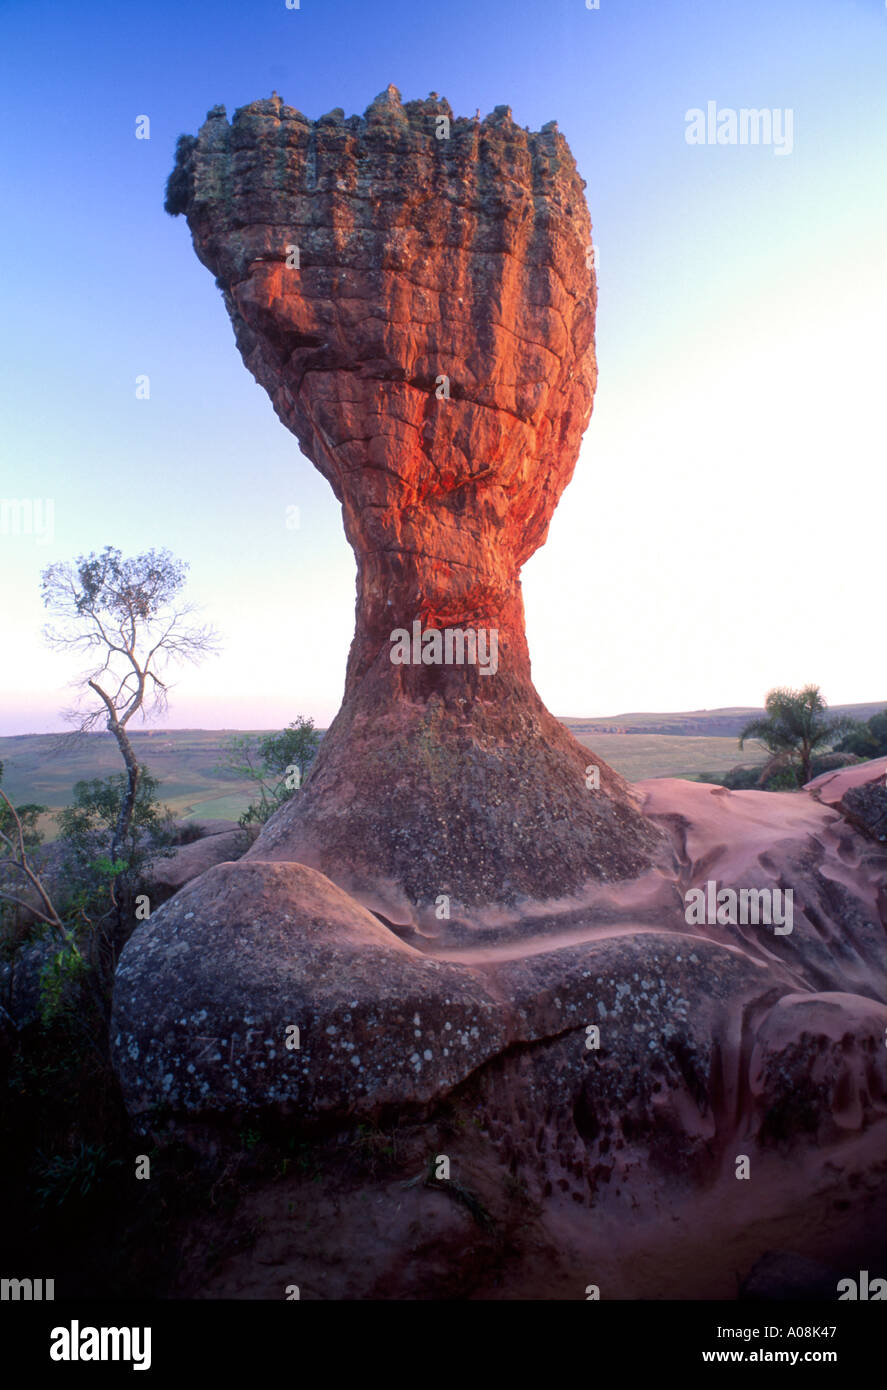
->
[168,87,665,922]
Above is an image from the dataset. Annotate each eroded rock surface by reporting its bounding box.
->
[148,826,245,907]
[112,764,887,1296]
[165,86,662,920]
[113,763,887,1155]
[114,860,506,1118]
[808,760,887,846]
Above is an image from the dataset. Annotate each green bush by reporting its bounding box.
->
[719,766,762,791]
[220,718,321,830]
[836,709,887,760]
[35,1141,123,1210]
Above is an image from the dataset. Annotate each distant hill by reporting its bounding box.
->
[561,702,887,738]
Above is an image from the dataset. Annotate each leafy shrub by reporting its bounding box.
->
[172,821,209,845]
[35,1141,123,1210]
[220,718,321,829]
[836,709,887,760]
[719,766,762,791]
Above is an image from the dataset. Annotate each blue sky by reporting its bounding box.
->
[1,0,885,732]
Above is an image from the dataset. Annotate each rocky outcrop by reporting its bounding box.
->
[109,85,887,1294]
[114,859,506,1119]
[808,759,887,845]
[147,825,245,907]
[112,758,887,1293]
[113,761,887,1135]
[107,768,887,1308]
[164,86,663,923]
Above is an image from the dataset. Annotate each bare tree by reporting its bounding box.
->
[0,777,63,933]
[41,546,219,861]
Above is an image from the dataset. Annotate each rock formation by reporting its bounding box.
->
[113,755,887,1297]
[107,91,887,1297]
[147,821,244,908]
[164,85,663,925]
[114,756,887,1130]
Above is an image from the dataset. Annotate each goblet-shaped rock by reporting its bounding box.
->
[167,86,663,927]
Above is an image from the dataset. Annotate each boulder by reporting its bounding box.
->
[112,859,506,1125]
[808,755,887,844]
[147,828,245,904]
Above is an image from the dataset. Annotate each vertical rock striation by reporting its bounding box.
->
[166,87,665,924]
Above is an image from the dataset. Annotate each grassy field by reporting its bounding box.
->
[571,732,767,782]
[0,721,769,839]
[0,730,261,839]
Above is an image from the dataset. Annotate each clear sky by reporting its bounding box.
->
[1,0,884,733]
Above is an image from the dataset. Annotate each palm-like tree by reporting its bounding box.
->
[739,686,854,787]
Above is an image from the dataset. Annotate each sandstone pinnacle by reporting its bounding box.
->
[165,90,665,926]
